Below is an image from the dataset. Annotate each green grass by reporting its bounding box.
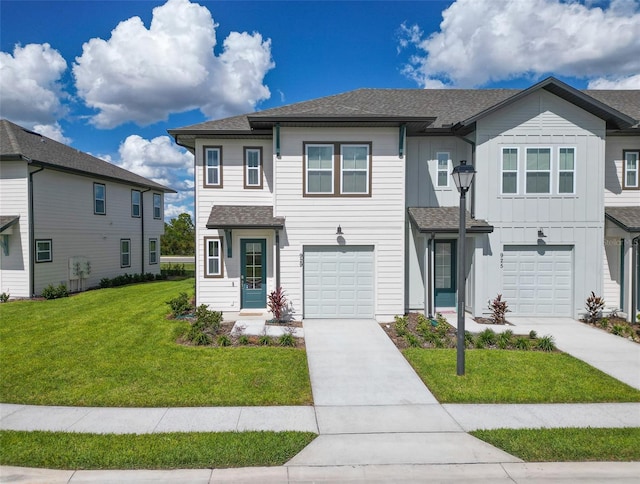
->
[160,262,195,271]
[0,279,312,407]
[471,427,640,462]
[403,349,640,403]
[0,430,316,469]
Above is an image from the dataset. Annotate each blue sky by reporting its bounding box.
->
[2,0,639,220]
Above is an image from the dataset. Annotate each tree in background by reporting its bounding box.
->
[161,213,195,255]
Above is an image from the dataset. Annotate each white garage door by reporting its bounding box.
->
[304,246,374,318]
[502,245,573,316]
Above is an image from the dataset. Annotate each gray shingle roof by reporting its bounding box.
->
[0,119,175,192]
[408,207,494,234]
[605,206,640,232]
[206,205,285,229]
[0,215,20,233]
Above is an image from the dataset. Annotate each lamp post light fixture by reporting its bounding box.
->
[451,160,476,376]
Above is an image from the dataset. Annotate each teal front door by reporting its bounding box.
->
[241,239,267,309]
[434,240,456,307]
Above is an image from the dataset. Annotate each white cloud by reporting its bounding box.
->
[588,73,640,89]
[73,0,274,128]
[399,0,640,88]
[32,122,72,144]
[0,43,68,125]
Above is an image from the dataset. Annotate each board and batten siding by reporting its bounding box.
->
[604,135,640,206]
[0,160,30,298]
[275,127,405,321]
[31,169,164,295]
[471,89,607,318]
[193,139,274,311]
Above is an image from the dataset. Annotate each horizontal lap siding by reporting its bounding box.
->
[604,136,640,206]
[276,127,405,320]
[0,161,30,297]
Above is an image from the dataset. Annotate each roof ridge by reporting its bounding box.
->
[1,119,24,155]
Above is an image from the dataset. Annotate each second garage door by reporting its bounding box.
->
[303,246,374,318]
[502,245,573,316]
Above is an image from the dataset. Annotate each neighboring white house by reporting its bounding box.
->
[169,77,640,322]
[0,119,175,298]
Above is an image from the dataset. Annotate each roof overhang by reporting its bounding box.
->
[0,215,20,233]
[605,206,640,233]
[408,207,494,234]
[206,205,285,229]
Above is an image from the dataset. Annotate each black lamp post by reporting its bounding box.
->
[451,160,476,376]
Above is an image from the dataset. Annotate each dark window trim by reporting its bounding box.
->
[35,239,52,263]
[203,145,224,188]
[94,182,106,215]
[120,238,131,268]
[303,141,372,198]
[204,236,224,278]
[244,146,264,189]
[622,149,640,190]
[153,193,162,220]
[149,238,158,265]
[131,189,141,218]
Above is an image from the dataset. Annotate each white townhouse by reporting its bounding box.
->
[170,78,640,322]
[0,119,175,298]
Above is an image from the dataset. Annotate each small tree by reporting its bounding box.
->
[585,291,605,323]
[488,294,510,324]
[268,287,288,323]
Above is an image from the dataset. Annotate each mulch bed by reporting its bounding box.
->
[474,316,513,325]
[579,317,640,344]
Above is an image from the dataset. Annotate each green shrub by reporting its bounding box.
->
[258,334,271,346]
[477,328,497,347]
[41,284,68,300]
[0,292,9,303]
[194,305,222,333]
[394,315,408,337]
[99,278,111,288]
[598,318,610,329]
[464,331,474,348]
[166,292,192,318]
[216,334,231,347]
[612,324,625,336]
[279,332,296,347]
[536,335,556,352]
[237,334,250,345]
[497,330,514,349]
[406,333,422,348]
[190,331,212,346]
[529,330,538,340]
[514,337,531,350]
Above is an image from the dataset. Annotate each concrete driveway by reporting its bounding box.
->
[508,317,640,390]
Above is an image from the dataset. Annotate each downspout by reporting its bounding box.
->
[632,236,639,321]
[275,230,281,289]
[28,165,45,297]
[140,188,151,274]
[426,232,435,318]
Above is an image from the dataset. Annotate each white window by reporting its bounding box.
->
[204,147,222,187]
[306,144,334,194]
[526,148,551,194]
[94,183,106,214]
[205,237,223,277]
[131,190,141,217]
[149,239,158,265]
[120,239,131,268]
[436,152,450,187]
[501,148,518,194]
[35,239,52,263]
[558,148,576,194]
[153,193,161,220]
[624,151,639,189]
[244,148,262,188]
[341,144,369,194]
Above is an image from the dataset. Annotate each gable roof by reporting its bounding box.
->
[206,205,285,229]
[169,77,639,149]
[0,119,175,193]
[605,206,640,233]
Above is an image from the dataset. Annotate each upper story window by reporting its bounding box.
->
[153,193,162,220]
[525,148,551,194]
[244,147,263,189]
[436,152,451,187]
[149,238,158,265]
[35,239,52,263]
[623,150,639,189]
[205,237,223,278]
[204,146,223,187]
[131,190,141,217]
[304,142,372,197]
[341,145,369,194]
[558,148,576,194]
[94,183,106,215]
[120,239,131,268]
[501,148,518,194]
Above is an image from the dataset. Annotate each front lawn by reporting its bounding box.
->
[0,430,316,469]
[403,349,640,403]
[471,427,640,462]
[0,280,312,407]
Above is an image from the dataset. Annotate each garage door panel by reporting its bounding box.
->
[304,246,374,319]
[503,245,573,316]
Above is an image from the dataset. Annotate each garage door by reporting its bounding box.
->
[303,246,374,318]
[502,245,573,316]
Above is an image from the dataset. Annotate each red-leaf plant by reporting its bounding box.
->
[268,286,288,323]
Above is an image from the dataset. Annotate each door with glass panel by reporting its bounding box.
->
[241,239,266,309]
[434,240,456,307]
